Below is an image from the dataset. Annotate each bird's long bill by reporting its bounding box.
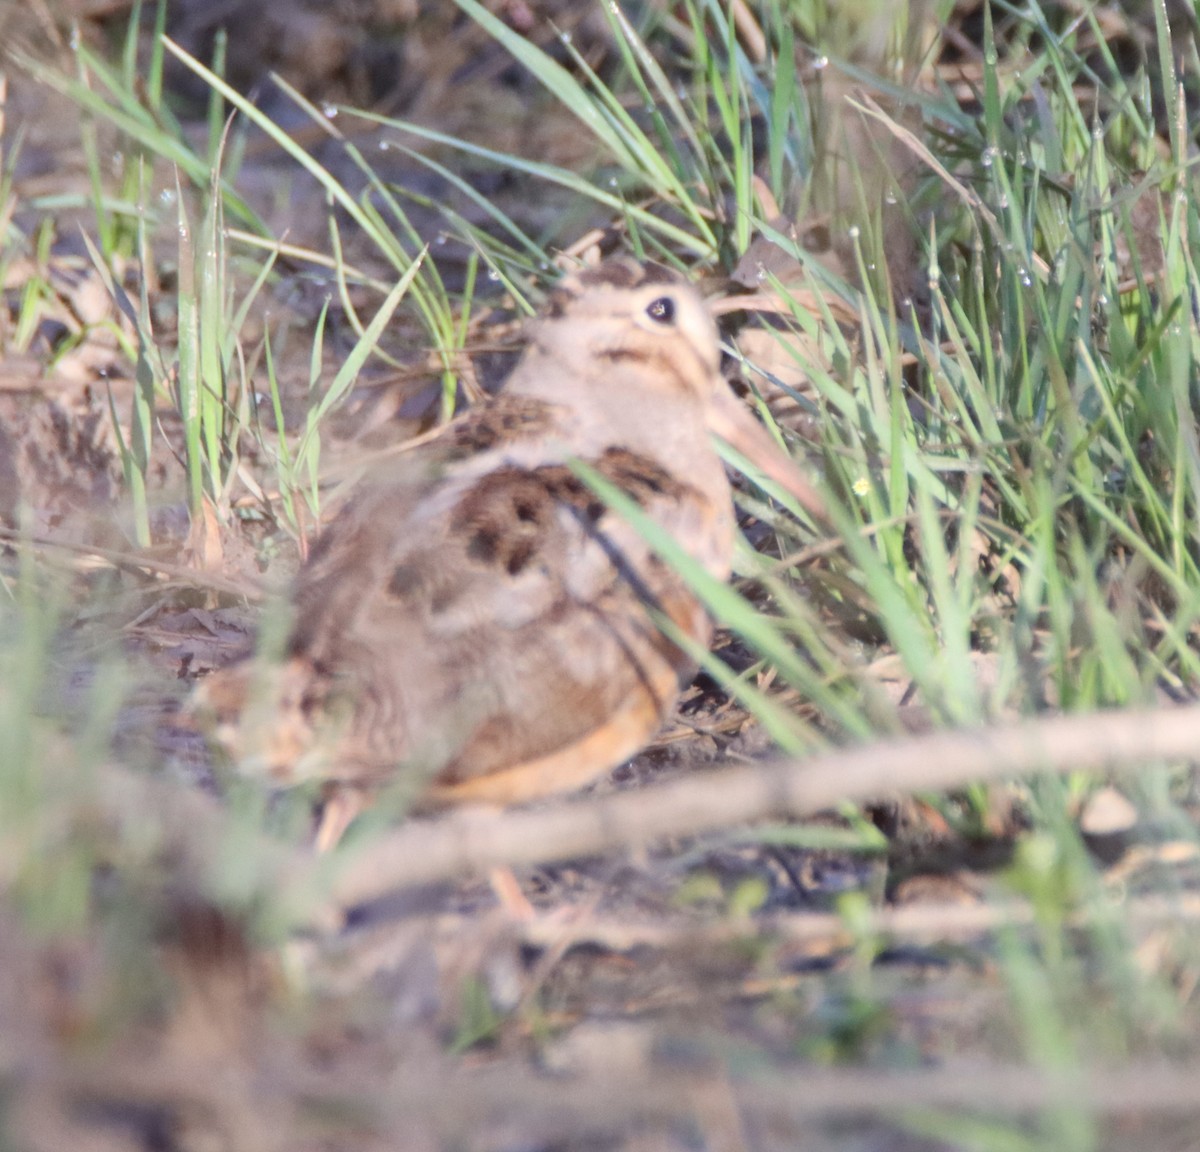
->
[707,385,828,523]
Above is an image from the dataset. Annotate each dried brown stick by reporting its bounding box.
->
[735,1062,1200,1122]
[0,526,264,600]
[322,892,1200,996]
[318,702,1200,917]
[511,891,1200,956]
[26,1046,1200,1148]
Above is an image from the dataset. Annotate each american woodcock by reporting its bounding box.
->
[196,259,824,843]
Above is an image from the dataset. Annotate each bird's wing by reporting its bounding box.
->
[285,398,722,793]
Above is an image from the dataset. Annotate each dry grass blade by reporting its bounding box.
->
[848,91,1052,279]
[0,527,265,600]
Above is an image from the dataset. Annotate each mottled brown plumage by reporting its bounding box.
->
[195,259,823,839]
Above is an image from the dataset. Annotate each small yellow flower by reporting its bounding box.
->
[851,476,871,497]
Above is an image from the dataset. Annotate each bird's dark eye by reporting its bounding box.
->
[645,296,675,325]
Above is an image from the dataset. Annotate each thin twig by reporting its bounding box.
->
[511,891,1200,955]
[317,701,1200,917]
[0,526,265,600]
[24,1045,1200,1147]
[848,92,1052,279]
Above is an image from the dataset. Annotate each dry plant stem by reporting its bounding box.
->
[715,1062,1200,1122]
[89,702,1200,932]
[725,0,766,63]
[849,93,1051,280]
[20,1047,1200,1145]
[321,701,1200,915]
[510,892,1200,955]
[0,526,265,600]
[325,892,1200,996]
